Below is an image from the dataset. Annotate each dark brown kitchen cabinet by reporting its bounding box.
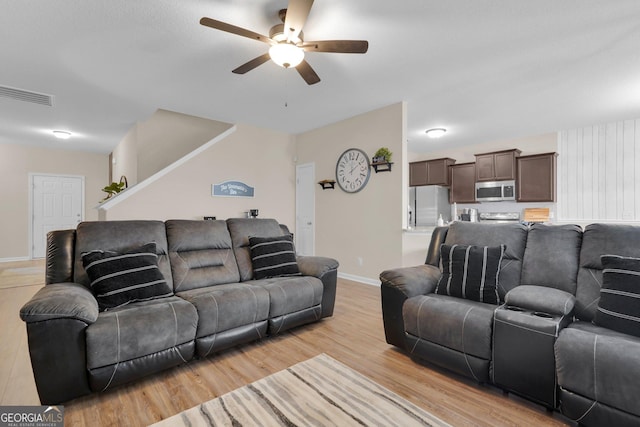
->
[409,158,456,186]
[409,161,428,186]
[449,162,476,203]
[475,149,521,181]
[517,152,558,202]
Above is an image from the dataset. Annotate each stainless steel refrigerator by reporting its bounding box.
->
[409,186,450,227]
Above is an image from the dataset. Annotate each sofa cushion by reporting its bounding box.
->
[444,222,528,299]
[85,296,197,370]
[166,220,240,292]
[520,224,582,294]
[555,321,640,417]
[593,255,640,338]
[576,224,640,321]
[249,234,300,279]
[251,276,323,318]
[176,283,270,339]
[227,218,286,281]
[403,294,495,360]
[436,244,504,304]
[74,221,173,289]
[82,242,173,311]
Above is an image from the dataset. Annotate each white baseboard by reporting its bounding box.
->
[338,272,380,287]
[0,256,30,263]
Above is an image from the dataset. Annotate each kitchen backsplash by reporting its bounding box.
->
[454,201,556,222]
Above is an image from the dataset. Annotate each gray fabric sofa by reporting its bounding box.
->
[20,218,338,405]
[381,222,640,426]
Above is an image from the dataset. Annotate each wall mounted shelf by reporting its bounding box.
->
[371,162,393,173]
[318,180,336,190]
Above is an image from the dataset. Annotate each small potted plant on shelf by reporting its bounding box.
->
[372,147,392,164]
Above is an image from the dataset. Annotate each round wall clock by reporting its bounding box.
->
[335,148,371,193]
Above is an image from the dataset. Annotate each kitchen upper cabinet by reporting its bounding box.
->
[409,158,456,186]
[427,158,456,186]
[517,152,558,202]
[449,162,476,203]
[475,149,521,181]
[409,161,428,186]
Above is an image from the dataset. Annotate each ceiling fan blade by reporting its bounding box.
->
[296,60,320,85]
[300,40,369,54]
[284,0,314,42]
[200,17,273,45]
[232,53,272,74]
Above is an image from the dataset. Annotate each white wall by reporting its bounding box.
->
[0,143,108,260]
[296,103,405,283]
[101,124,296,226]
[136,109,233,183]
[112,125,137,186]
[110,109,233,186]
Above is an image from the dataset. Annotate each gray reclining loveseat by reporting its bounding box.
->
[381,221,640,426]
[20,218,338,405]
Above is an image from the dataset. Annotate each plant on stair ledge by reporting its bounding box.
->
[100,175,128,202]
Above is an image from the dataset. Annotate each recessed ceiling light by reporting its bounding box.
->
[52,130,72,140]
[425,128,447,138]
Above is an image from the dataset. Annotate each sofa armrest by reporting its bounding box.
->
[20,282,97,404]
[297,256,339,318]
[504,285,576,316]
[296,256,339,278]
[380,264,441,349]
[20,283,99,324]
[380,264,441,297]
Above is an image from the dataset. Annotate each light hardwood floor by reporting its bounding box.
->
[1,260,572,426]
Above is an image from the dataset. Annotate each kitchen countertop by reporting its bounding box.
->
[403,226,437,234]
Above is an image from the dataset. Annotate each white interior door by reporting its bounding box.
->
[31,174,84,258]
[295,163,315,256]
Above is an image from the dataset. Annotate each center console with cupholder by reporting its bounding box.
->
[492,286,576,409]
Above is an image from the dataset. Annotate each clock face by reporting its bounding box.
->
[336,148,371,193]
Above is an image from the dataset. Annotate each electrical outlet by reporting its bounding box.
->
[357,257,363,266]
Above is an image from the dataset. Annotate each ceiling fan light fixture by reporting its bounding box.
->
[269,42,304,68]
[425,128,447,138]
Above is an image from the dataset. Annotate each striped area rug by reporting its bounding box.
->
[151,353,450,426]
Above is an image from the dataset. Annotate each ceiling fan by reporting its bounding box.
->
[200,0,369,85]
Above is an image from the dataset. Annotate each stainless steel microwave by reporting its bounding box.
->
[475,180,516,202]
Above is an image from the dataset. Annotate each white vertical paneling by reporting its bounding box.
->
[636,119,640,220]
[576,127,584,219]
[605,123,617,220]
[582,127,593,219]
[559,117,640,222]
[598,125,607,219]
[615,122,624,220]
[623,120,635,219]
[557,131,567,219]
[567,129,578,219]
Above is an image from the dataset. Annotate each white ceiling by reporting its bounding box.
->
[2,0,640,154]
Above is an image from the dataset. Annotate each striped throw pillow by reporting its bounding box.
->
[595,255,640,338]
[435,244,506,304]
[249,234,301,280]
[82,242,173,311]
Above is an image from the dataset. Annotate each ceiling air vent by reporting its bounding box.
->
[0,85,53,106]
